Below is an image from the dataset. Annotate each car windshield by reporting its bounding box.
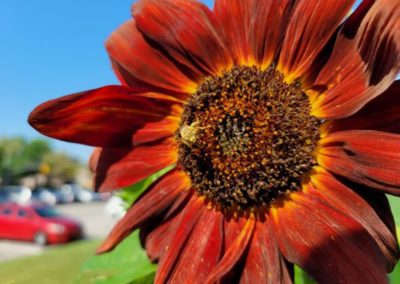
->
[34,207,61,217]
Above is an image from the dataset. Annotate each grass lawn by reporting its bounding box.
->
[0,240,100,284]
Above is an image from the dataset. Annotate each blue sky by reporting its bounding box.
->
[0,0,212,161]
[1,0,360,162]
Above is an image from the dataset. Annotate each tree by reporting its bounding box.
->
[0,137,81,186]
[42,151,81,185]
[0,137,25,184]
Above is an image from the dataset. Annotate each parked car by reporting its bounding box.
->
[0,202,83,245]
[104,195,126,219]
[48,187,74,204]
[0,191,11,203]
[61,184,95,203]
[31,188,57,206]
[0,186,32,204]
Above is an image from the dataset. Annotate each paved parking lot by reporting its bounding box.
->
[0,202,119,262]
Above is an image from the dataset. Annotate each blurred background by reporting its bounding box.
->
[1,0,399,284]
[0,1,150,283]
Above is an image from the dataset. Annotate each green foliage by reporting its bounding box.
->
[390,259,400,283]
[0,137,52,184]
[76,231,156,284]
[42,151,81,182]
[22,139,52,163]
[294,266,316,284]
[388,196,400,283]
[0,136,82,185]
[388,195,400,226]
[0,138,51,171]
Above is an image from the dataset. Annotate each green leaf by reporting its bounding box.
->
[294,265,316,284]
[75,231,156,284]
[390,261,400,284]
[387,196,400,283]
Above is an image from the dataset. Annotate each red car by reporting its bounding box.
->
[0,202,83,245]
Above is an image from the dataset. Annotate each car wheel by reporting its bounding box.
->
[34,232,48,246]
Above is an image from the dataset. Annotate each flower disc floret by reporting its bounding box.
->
[177,66,321,209]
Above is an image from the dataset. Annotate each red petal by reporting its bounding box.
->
[28,85,181,147]
[214,0,293,66]
[217,216,254,282]
[356,187,398,241]
[89,148,101,173]
[142,216,179,262]
[311,0,400,119]
[324,81,400,133]
[213,0,251,65]
[278,0,354,81]
[96,169,189,253]
[155,196,204,284]
[270,191,388,283]
[132,0,232,78]
[106,19,197,96]
[248,0,294,68]
[168,209,224,283]
[240,222,293,284]
[141,192,192,262]
[92,138,177,192]
[318,130,400,195]
[309,169,399,270]
[205,217,255,284]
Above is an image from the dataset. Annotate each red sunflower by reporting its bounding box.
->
[29,0,400,283]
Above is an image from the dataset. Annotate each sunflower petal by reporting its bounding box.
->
[278,0,354,81]
[248,0,294,68]
[310,169,399,270]
[168,209,224,283]
[318,130,400,195]
[106,19,196,96]
[133,0,232,78]
[311,0,400,118]
[96,169,189,253]
[214,0,293,66]
[28,85,181,147]
[155,196,204,284]
[240,222,293,284]
[356,186,398,240]
[141,216,179,263]
[213,0,250,65]
[91,138,177,192]
[89,148,101,173]
[324,81,400,133]
[140,192,192,262]
[270,192,388,283]
[205,217,255,284]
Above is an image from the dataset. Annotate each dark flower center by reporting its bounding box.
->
[177,66,321,209]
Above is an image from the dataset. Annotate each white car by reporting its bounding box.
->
[32,188,57,206]
[0,186,32,204]
[61,184,94,203]
[104,196,126,219]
